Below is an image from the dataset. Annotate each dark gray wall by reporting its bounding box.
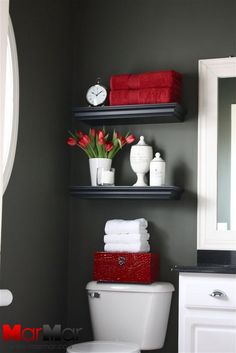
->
[68,1,236,353]
[0,1,72,352]
[1,1,235,353]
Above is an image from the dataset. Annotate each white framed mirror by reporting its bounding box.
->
[197,57,236,250]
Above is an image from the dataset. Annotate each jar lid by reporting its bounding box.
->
[135,136,149,146]
[151,152,164,162]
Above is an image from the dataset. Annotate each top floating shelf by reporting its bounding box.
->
[72,103,186,126]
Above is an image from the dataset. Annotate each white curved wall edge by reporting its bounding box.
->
[0,0,10,251]
[197,57,236,250]
[3,17,19,194]
[0,289,13,306]
[0,2,13,307]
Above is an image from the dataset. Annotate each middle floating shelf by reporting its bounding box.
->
[70,186,183,200]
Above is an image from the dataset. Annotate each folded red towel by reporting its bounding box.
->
[109,87,181,106]
[110,70,182,91]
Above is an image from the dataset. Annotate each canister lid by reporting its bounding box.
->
[86,281,174,293]
[135,136,149,146]
[151,152,164,162]
[67,341,140,353]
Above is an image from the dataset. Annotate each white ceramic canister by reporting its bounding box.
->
[149,152,165,186]
[130,136,153,186]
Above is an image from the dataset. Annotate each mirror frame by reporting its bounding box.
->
[197,57,236,250]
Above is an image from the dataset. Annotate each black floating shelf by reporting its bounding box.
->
[72,103,186,125]
[70,186,183,200]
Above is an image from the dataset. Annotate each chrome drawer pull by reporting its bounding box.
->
[209,290,226,298]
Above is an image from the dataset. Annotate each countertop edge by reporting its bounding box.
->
[172,265,236,274]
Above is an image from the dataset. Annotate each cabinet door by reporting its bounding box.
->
[180,315,236,353]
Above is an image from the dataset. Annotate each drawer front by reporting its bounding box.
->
[181,273,236,310]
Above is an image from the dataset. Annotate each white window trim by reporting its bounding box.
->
[230,104,236,231]
[197,58,236,250]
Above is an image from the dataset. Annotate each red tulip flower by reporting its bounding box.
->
[119,136,127,146]
[98,138,105,145]
[79,134,90,149]
[82,134,90,146]
[126,134,136,144]
[97,130,104,139]
[97,130,105,145]
[105,142,113,152]
[114,131,120,139]
[90,128,96,137]
[67,137,77,146]
[97,130,104,145]
[67,128,135,159]
[78,138,87,149]
[76,130,83,138]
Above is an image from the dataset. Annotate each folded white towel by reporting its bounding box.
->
[104,233,150,244]
[105,218,148,235]
[105,229,149,237]
[104,241,150,253]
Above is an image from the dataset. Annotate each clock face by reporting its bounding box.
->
[86,84,107,106]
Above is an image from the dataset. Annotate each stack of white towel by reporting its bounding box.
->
[104,218,150,253]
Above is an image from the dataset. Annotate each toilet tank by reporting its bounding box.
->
[86,281,174,350]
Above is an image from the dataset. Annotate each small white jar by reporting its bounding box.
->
[149,152,165,186]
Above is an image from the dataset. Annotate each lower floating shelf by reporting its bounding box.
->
[70,186,183,200]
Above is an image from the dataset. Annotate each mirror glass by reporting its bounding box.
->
[217,77,236,231]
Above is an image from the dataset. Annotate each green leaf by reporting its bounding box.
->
[89,129,95,148]
[113,137,119,146]
[118,139,122,149]
[68,130,77,140]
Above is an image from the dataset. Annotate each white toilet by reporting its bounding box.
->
[67,281,175,353]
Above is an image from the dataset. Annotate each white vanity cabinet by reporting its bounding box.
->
[179,272,236,353]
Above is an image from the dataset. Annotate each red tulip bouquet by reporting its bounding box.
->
[67,128,136,159]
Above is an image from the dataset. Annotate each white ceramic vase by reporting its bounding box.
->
[89,158,112,186]
[130,136,153,186]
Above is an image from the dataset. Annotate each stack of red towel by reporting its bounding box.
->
[109,70,182,106]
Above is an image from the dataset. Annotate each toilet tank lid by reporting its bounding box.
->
[67,341,140,353]
[86,281,174,293]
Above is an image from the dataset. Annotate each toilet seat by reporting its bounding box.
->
[67,341,140,353]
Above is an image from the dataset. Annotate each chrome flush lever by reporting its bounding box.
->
[88,292,100,299]
[209,290,226,298]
